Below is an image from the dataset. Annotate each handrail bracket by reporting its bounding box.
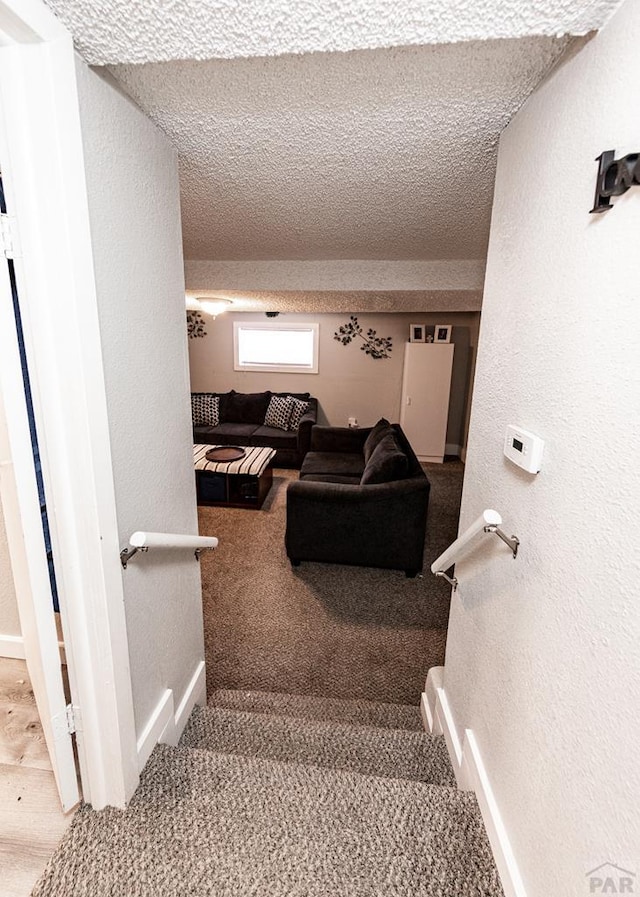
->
[120,545,148,570]
[484,525,519,559]
[435,570,458,591]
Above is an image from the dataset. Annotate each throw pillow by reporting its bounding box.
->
[191,394,219,427]
[360,432,409,485]
[264,395,294,431]
[225,391,272,424]
[363,417,392,463]
[287,396,309,431]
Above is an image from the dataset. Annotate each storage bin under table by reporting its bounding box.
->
[193,444,276,509]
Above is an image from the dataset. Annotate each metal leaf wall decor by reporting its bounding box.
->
[333,316,392,359]
[187,310,207,339]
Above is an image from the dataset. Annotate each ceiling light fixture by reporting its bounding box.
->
[199,298,233,318]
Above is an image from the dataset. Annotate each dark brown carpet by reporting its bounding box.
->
[197,460,463,705]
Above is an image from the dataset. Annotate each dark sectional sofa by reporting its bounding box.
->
[192,390,318,469]
[285,420,430,576]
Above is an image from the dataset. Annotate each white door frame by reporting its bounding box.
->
[0,0,139,808]
[0,281,79,811]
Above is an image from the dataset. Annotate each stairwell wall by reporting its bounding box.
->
[444,2,640,895]
[75,61,205,745]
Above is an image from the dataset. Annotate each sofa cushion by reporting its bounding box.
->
[288,397,309,430]
[301,451,365,479]
[209,423,258,438]
[250,426,298,449]
[225,391,272,424]
[264,395,295,430]
[299,474,362,485]
[216,391,235,422]
[360,433,409,485]
[191,394,219,427]
[363,417,392,464]
[272,391,310,401]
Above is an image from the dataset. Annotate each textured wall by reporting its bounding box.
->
[444,1,640,894]
[188,311,480,449]
[45,0,618,65]
[76,62,204,738]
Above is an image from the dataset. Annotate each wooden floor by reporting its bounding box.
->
[0,658,74,897]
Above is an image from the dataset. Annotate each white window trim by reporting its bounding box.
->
[233,321,319,374]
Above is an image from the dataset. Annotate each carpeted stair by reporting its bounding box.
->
[32,690,504,896]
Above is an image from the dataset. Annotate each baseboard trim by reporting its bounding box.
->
[174,660,206,737]
[136,688,174,771]
[136,661,207,770]
[465,729,527,897]
[445,443,462,457]
[0,633,25,658]
[422,667,526,897]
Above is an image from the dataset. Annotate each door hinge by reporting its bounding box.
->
[0,213,20,259]
[52,703,81,739]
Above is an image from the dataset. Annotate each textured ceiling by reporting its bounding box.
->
[47,0,618,308]
[109,36,574,261]
[185,290,483,314]
[45,0,618,65]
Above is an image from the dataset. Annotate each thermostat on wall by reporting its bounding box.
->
[504,425,544,473]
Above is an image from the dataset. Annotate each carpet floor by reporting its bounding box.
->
[33,727,503,896]
[198,460,464,704]
[180,703,456,785]
[31,463,505,897]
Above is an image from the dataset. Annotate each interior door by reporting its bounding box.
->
[0,208,80,812]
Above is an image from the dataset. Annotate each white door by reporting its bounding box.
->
[400,342,455,463]
[0,224,79,812]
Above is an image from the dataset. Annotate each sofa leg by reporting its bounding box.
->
[290,558,301,568]
[405,569,419,579]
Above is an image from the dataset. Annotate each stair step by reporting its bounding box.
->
[209,687,424,731]
[33,744,503,896]
[180,705,455,786]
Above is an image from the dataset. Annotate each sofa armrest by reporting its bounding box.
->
[296,400,318,458]
[309,425,370,454]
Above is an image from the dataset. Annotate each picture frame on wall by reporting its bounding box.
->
[409,324,425,343]
[434,324,452,344]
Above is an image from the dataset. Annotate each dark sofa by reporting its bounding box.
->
[285,421,430,576]
[192,390,318,469]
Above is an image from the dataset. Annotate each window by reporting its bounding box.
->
[233,322,319,374]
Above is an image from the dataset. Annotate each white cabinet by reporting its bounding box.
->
[400,343,454,463]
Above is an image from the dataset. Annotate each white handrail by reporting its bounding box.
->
[431,509,519,590]
[130,531,218,550]
[120,531,218,569]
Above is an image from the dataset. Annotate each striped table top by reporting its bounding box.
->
[193,444,275,477]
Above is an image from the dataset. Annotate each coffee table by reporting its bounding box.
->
[193,444,276,509]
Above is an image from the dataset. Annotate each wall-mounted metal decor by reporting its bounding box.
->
[334,316,392,359]
[187,309,207,339]
[590,149,640,213]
